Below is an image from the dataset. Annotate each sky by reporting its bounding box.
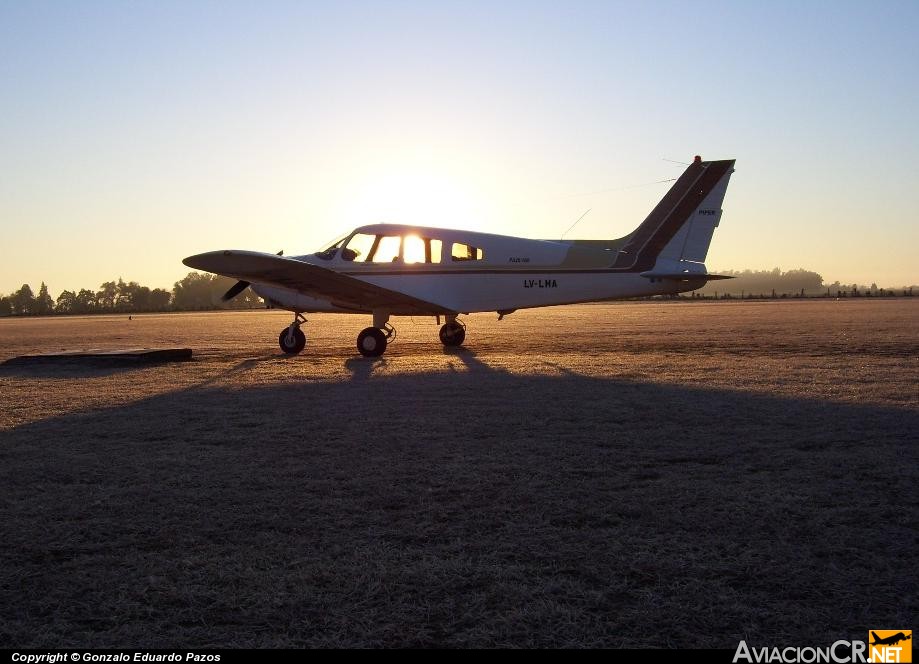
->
[2,0,918,297]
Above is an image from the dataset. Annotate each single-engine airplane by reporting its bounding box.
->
[183,156,736,357]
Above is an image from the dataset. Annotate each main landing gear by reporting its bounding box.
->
[357,311,396,358]
[278,313,307,355]
[439,319,466,347]
[278,311,468,358]
[355,314,467,357]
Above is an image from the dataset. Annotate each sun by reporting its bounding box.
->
[402,234,426,264]
[339,167,488,232]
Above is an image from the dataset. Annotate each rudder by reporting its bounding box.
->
[612,157,735,272]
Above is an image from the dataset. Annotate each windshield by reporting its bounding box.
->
[314,233,349,260]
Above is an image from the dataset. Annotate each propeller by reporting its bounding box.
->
[220,250,283,302]
[221,279,250,302]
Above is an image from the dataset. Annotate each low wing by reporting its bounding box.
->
[183,250,455,314]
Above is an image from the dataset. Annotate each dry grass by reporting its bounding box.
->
[0,300,916,647]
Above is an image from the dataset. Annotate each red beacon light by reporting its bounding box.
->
[693,155,702,164]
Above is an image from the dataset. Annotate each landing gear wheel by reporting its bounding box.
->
[278,327,306,354]
[439,320,466,347]
[357,327,388,357]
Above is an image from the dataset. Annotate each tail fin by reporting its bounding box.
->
[612,156,735,272]
[871,632,881,644]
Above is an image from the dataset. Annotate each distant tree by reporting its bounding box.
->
[74,289,97,313]
[130,285,151,310]
[0,295,11,316]
[783,269,824,294]
[114,278,130,310]
[34,282,54,315]
[10,284,35,315]
[55,290,77,313]
[694,268,825,297]
[96,281,117,310]
[114,279,142,311]
[172,272,220,310]
[149,288,171,310]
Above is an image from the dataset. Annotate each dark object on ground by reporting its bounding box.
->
[2,348,193,366]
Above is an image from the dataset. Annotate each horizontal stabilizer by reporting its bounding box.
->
[640,271,734,281]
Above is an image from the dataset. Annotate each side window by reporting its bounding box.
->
[451,242,483,261]
[403,235,443,264]
[429,239,442,264]
[403,235,426,264]
[372,236,401,263]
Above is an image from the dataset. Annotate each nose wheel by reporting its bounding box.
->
[439,320,466,347]
[278,313,307,355]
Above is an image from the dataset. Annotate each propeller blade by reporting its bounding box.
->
[220,251,280,301]
[221,280,250,302]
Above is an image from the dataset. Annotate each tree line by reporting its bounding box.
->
[691,268,916,298]
[0,273,263,316]
[2,267,916,316]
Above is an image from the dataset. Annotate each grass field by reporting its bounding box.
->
[1,300,916,647]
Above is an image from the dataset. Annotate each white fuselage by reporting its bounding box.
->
[251,256,688,315]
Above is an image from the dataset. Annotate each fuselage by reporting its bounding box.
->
[251,223,702,315]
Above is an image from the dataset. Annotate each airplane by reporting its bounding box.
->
[870,632,911,647]
[183,155,736,357]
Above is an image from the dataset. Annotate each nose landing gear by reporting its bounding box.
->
[278,313,307,355]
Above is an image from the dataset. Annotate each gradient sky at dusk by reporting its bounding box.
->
[2,0,918,295]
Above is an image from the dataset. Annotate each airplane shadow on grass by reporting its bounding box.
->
[0,363,916,648]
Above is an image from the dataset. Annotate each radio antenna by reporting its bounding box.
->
[561,208,591,240]
[564,178,675,198]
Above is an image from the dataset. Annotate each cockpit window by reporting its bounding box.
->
[315,241,342,260]
[342,233,376,262]
[341,233,403,262]
[451,242,483,261]
[314,234,348,260]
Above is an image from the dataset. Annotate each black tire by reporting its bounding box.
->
[278,327,306,354]
[357,327,388,357]
[439,321,466,347]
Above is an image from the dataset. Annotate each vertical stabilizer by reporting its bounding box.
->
[612,157,735,273]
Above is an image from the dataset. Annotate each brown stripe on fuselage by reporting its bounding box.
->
[612,160,734,271]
